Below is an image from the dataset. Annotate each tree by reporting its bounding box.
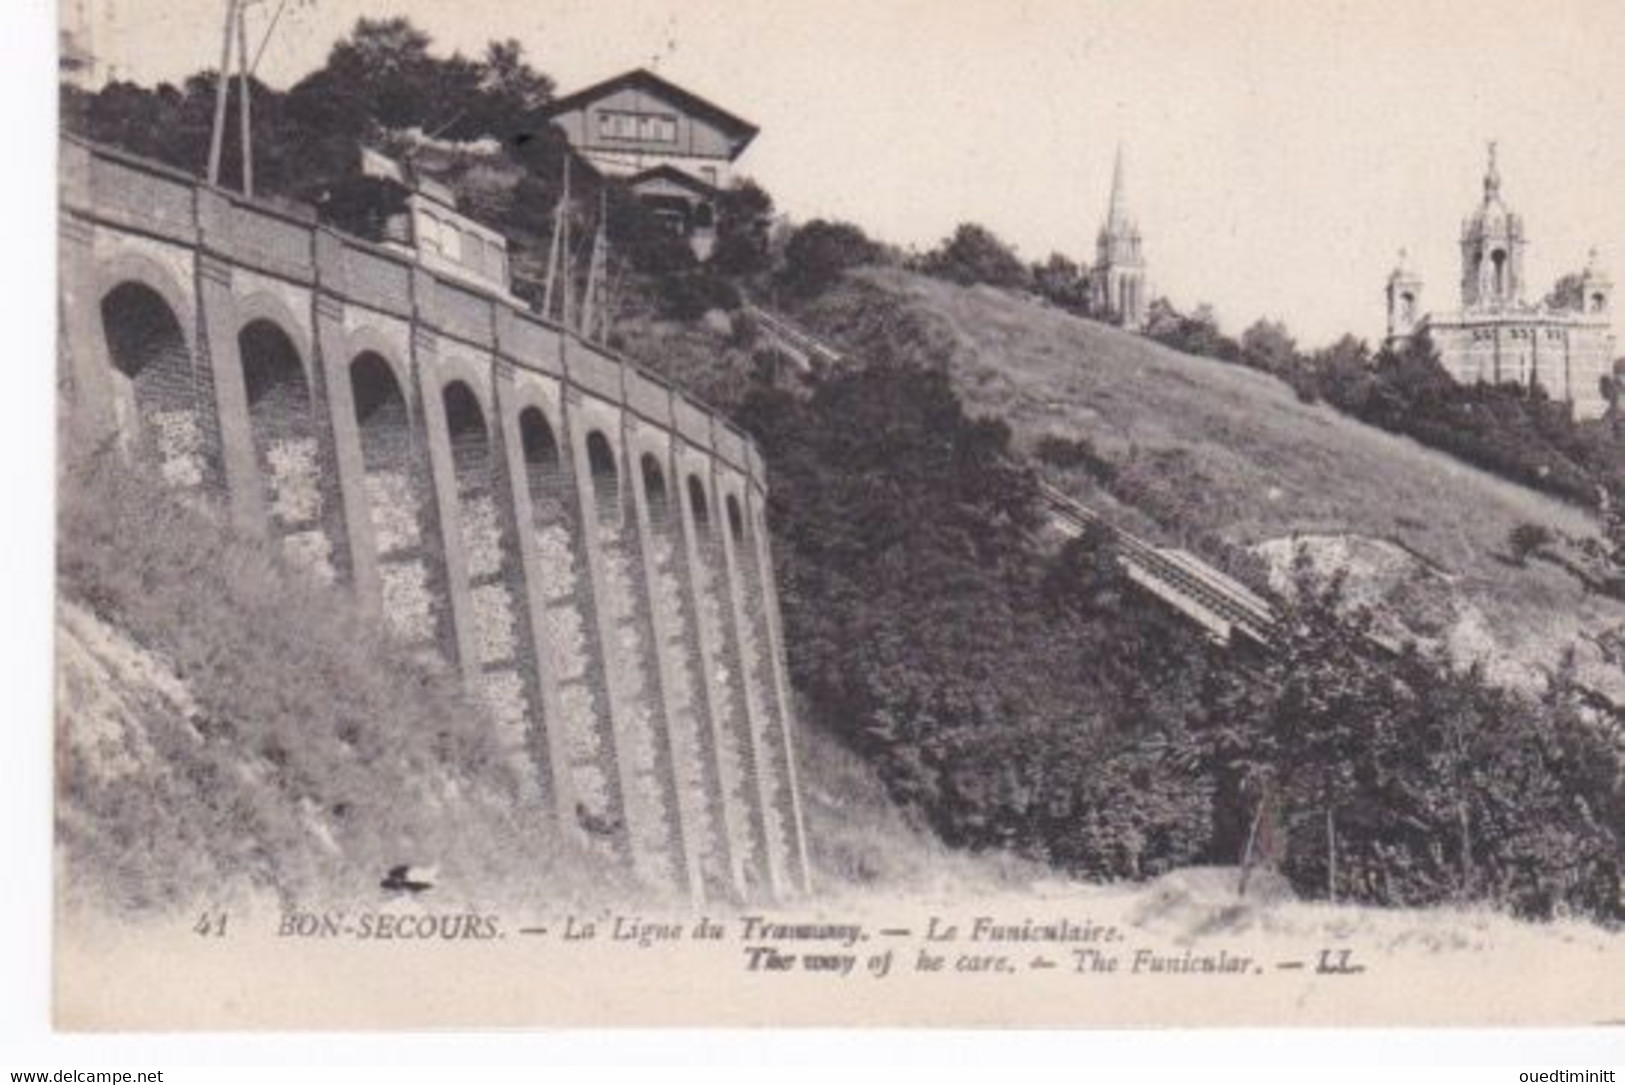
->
[710,179,777,277]
[1143,297,1239,361]
[319,17,442,131]
[1239,318,1302,378]
[460,38,554,140]
[779,219,880,296]
[1031,253,1090,313]
[1310,333,1375,412]
[919,223,1029,289]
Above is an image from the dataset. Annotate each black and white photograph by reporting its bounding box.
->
[26,0,1625,1040]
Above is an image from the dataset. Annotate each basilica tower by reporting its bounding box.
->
[1382,141,1616,420]
[1090,145,1148,331]
[1386,248,1424,338]
[1459,142,1527,311]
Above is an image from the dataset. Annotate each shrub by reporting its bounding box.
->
[658,271,741,321]
[918,223,1029,290]
[780,219,881,297]
[1508,522,1554,566]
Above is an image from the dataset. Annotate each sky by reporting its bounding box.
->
[63,0,1625,347]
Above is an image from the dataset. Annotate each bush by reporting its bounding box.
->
[1210,563,1623,920]
[780,219,881,297]
[918,223,1029,290]
[1508,522,1554,566]
[658,271,741,321]
[1035,434,1118,485]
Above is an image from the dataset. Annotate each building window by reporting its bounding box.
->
[417,211,441,254]
[597,110,676,143]
[440,219,461,261]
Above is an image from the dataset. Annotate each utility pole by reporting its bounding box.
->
[237,0,253,196]
[208,0,300,193]
[580,190,609,342]
[206,0,239,186]
[541,157,572,324]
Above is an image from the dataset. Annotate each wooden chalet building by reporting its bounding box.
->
[537,68,760,260]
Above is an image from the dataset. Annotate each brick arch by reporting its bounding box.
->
[685,472,712,533]
[441,376,542,769]
[440,378,491,473]
[238,316,328,569]
[97,274,206,488]
[584,429,621,527]
[501,386,564,452]
[431,354,495,420]
[341,325,414,422]
[95,250,196,358]
[516,404,568,523]
[639,450,672,524]
[232,291,313,387]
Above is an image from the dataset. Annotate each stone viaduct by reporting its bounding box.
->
[57,135,811,905]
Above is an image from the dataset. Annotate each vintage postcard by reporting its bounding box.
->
[51,0,1625,1030]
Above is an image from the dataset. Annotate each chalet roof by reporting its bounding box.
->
[537,68,759,157]
[627,164,723,199]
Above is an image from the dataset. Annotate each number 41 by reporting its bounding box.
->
[193,910,229,938]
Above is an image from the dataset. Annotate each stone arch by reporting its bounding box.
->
[687,474,712,540]
[442,378,538,754]
[341,325,413,410]
[234,292,313,387]
[95,250,195,356]
[99,278,205,487]
[442,380,489,482]
[351,350,435,643]
[722,482,799,894]
[518,406,569,525]
[238,318,327,564]
[517,403,619,838]
[641,452,672,527]
[586,430,620,526]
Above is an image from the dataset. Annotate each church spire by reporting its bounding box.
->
[1090,141,1147,332]
[1106,142,1131,230]
[1484,140,1501,202]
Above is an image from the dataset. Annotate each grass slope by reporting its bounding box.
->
[807,267,1625,693]
[56,442,609,917]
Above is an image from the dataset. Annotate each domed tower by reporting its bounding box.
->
[1386,247,1424,339]
[1578,247,1613,318]
[1090,144,1148,331]
[1459,141,1527,311]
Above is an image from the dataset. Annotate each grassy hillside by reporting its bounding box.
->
[800,267,1625,695]
[55,434,1016,913]
[56,441,612,917]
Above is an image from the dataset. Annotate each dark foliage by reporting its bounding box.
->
[1143,297,1241,363]
[709,180,777,277]
[742,296,1623,916]
[736,353,1223,877]
[917,223,1030,290]
[1030,253,1091,314]
[779,219,882,297]
[658,271,742,321]
[1207,559,1623,919]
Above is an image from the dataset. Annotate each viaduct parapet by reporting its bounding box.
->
[58,136,811,904]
